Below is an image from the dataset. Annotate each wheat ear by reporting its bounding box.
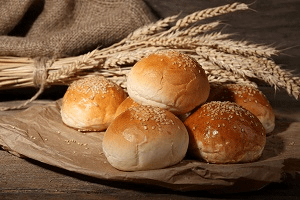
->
[174,21,222,37]
[250,57,300,99]
[169,2,248,32]
[205,39,279,57]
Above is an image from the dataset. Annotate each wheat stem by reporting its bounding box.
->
[205,39,279,57]
[1,2,299,112]
[169,3,248,32]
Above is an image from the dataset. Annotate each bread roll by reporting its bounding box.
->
[103,105,189,171]
[127,50,210,115]
[208,84,275,134]
[184,101,266,164]
[113,96,193,122]
[114,96,140,118]
[61,76,127,131]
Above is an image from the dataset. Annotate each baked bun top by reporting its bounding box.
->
[103,104,189,171]
[114,96,140,118]
[127,50,210,115]
[184,101,266,164]
[61,76,127,131]
[208,84,275,134]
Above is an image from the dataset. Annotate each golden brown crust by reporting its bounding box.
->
[127,50,210,115]
[114,97,140,118]
[184,101,266,164]
[61,76,127,131]
[207,84,275,134]
[103,104,189,171]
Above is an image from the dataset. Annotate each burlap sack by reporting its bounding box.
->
[0,0,156,58]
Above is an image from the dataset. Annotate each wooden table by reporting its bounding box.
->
[1,0,300,199]
[0,148,299,200]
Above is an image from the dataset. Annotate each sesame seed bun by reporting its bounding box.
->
[114,96,193,122]
[103,105,189,171]
[61,76,127,131]
[114,96,140,118]
[127,50,210,115]
[184,101,266,164]
[208,84,275,134]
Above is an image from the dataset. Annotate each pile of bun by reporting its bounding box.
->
[61,50,275,171]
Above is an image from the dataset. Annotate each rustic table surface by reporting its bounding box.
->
[1,0,300,199]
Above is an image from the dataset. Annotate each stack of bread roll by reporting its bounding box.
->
[61,50,274,171]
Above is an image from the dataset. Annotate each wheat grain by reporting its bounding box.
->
[250,57,300,99]
[206,68,257,86]
[205,39,279,57]
[196,46,257,77]
[128,14,179,41]
[145,32,230,49]
[169,3,248,32]
[1,2,299,111]
[103,47,161,68]
[47,50,99,83]
[174,21,221,37]
[197,46,283,86]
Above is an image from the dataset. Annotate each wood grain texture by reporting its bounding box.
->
[0,147,299,199]
[0,0,300,199]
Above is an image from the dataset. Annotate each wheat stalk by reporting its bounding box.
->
[174,21,222,37]
[196,46,257,77]
[204,39,279,57]
[128,14,179,41]
[0,2,299,111]
[168,2,248,32]
[250,57,300,98]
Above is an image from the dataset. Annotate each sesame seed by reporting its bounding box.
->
[129,105,174,129]
[68,75,120,97]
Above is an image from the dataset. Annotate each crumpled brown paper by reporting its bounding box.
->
[0,98,299,193]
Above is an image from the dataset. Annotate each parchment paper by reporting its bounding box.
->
[0,98,299,193]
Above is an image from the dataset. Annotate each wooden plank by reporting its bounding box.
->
[0,149,299,199]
